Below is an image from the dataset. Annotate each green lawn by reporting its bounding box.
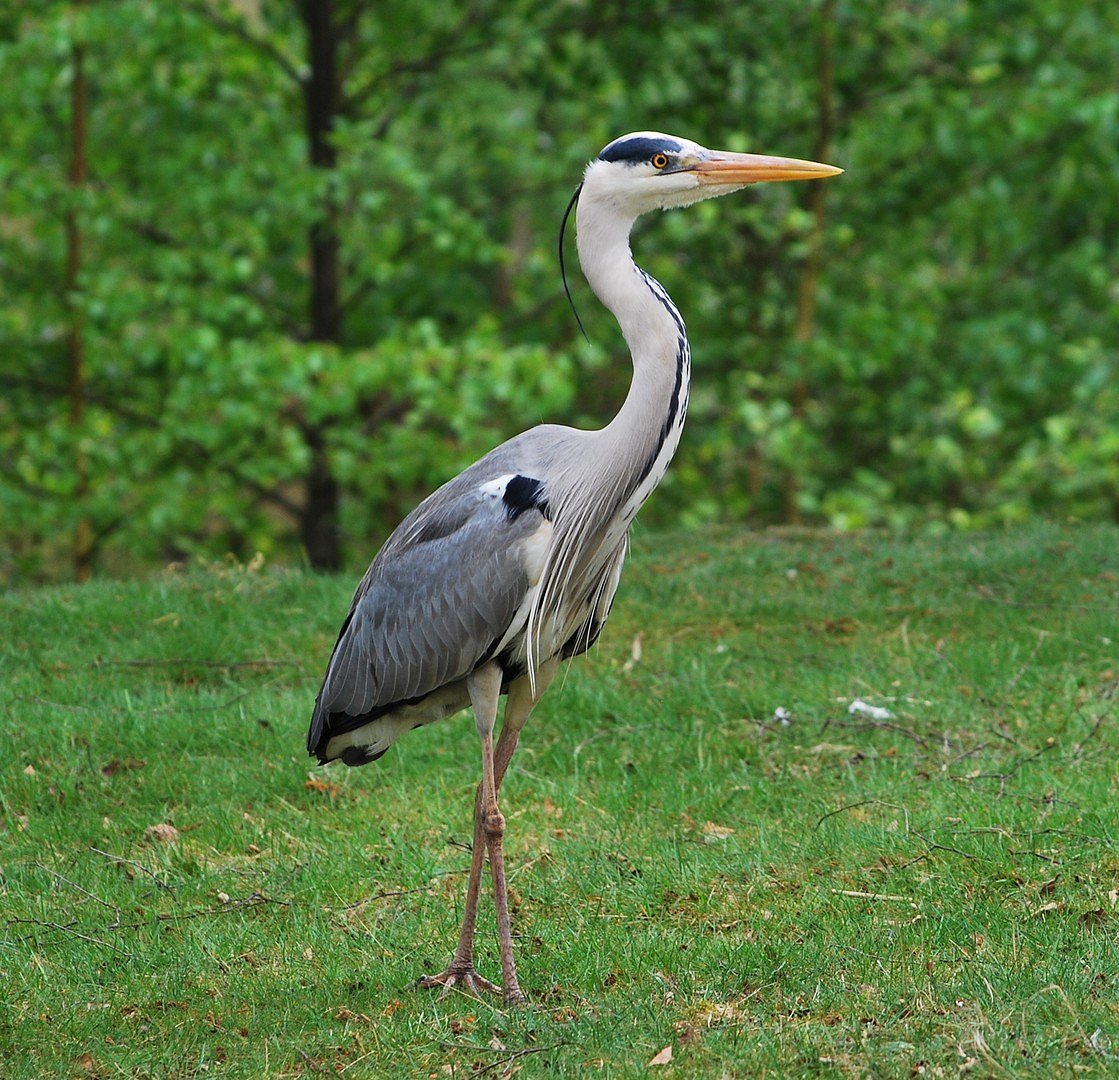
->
[1,524,1116,1078]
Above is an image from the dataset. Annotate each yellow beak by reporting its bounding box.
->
[693,151,843,185]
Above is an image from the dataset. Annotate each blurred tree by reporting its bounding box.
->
[66,0,91,580]
[0,0,1116,583]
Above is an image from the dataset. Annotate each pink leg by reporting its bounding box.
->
[418,774,500,997]
[419,662,555,1003]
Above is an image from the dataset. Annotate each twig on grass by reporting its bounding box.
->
[475,1045,563,1076]
[815,799,878,829]
[7,884,288,962]
[910,830,979,860]
[827,706,957,751]
[340,886,433,911]
[34,863,123,923]
[975,593,1117,613]
[153,891,290,923]
[296,1048,324,1072]
[989,725,1033,751]
[437,1043,568,1077]
[1010,849,1060,864]
[814,799,911,833]
[6,917,136,957]
[1029,827,1114,848]
[89,657,298,672]
[89,846,175,889]
[337,1049,380,1074]
[24,695,96,712]
[829,889,916,903]
[953,737,1060,785]
[1005,630,1051,693]
[1027,983,1100,1065]
[23,691,253,716]
[945,744,989,769]
[1071,711,1109,757]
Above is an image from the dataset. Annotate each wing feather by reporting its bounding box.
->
[308,469,548,756]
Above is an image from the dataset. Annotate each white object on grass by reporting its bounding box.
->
[848,699,893,721]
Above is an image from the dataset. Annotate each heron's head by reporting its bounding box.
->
[581,131,842,218]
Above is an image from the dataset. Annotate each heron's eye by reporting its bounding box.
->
[651,152,669,170]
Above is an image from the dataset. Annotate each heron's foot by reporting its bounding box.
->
[418,966,502,1000]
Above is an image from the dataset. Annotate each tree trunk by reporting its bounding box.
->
[299,0,343,569]
[304,0,341,342]
[300,420,342,571]
[68,1,92,582]
[784,0,835,525]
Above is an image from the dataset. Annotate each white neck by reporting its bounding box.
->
[523,185,693,687]
[575,193,691,498]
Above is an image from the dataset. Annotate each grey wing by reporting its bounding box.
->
[307,469,549,759]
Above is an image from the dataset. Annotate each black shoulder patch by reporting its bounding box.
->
[598,135,683,164]
[502,475,549,521]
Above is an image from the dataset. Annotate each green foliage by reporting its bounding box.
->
[1,2,1118,580]
[1,525,1117,1074]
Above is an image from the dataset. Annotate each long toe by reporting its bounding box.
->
[418,968,502,999]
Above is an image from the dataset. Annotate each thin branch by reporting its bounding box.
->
[183,1,305,85]
[340,886,433,911]
[89,847,176,890]
[0,373,305,519]
[475,1046,564,1076]
[910,830,980,861]
[815,799,877,830]
[0,458,55,500]
[956,739,1060,783]
[5,917,136,957]
[21,689,255,716]
[153,891,289,923]
[114,214,310,340]
[831,716,936,749]
[89,658,297,671]
[34,863,123,921]
[342,3,492,113]
[436,1043,568,1076]
[829,889,916,903]
[1010,849,1060,864]
[1006,631,1051,693]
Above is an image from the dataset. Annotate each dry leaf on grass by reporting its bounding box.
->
[305,776,341,797]
[335,1007,375,1023]
[142,823,179,845]
[689,1000,751,1027]
[809,742,858,756]
[1029,901,1062,918]
[648,1045,673,1066]
[101,758,145,778]
[622,633,644,672]
[1078,908,1108,928]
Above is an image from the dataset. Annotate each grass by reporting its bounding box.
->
[1,523,1117,1078]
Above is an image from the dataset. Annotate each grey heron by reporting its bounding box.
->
[308,132,841,1005]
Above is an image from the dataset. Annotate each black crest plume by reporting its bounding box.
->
[558,181,589,343]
